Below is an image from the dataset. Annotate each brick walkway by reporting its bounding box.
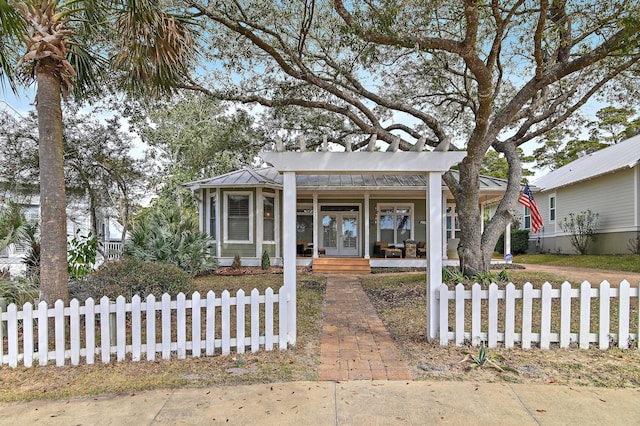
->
[318,275,412,381]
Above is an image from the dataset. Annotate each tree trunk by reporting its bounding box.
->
[36,58,69,306]
[454,157,486,277]
[451,142,525,278]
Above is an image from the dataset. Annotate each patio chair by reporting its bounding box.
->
[373,241,388,257]
[417,241,426,258]
[297,241,311,257]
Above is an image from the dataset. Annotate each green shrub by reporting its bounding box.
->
[261,250,271,270]
[68,230,97,279]
[497,269,510,282]
[474,270,499,286]
[442,266,465,283]
[495,229,530,255]
[0,276,39,306]
[124,204,216,275]
[559,210,599,255]
[72,259,194,301]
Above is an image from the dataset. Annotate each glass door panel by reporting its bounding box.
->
[322,215,338,255]
[321,212,359,256]
[341,215,358,256]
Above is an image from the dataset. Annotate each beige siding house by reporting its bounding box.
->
[527,135,640,254]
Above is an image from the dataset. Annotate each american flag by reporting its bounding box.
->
[518,183,543,233]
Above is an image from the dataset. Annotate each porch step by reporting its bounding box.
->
[311,257,371,274]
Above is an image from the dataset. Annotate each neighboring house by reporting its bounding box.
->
[0,193,123,275]
[185,166,509,267]
[525,135,640,254]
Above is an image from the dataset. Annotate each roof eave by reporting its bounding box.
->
[538,161,639,191]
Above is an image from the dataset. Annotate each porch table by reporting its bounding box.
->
[383,247,402,258]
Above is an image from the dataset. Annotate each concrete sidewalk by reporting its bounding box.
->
[1,380,639,425]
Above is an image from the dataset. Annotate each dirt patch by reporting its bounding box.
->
[518,263,640,287]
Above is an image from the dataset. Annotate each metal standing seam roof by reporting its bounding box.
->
[532,134,640,191]
[184,167,509,191]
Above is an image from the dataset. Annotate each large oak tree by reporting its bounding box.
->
[175,0,640,276]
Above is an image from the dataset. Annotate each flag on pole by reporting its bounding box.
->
[518,183,543,233]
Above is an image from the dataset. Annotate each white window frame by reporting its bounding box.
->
[523,206,531,230]
[549,194,556,222]
[376,203,414,244]
[446,203,460,239]
[209,193,217,242]
[224,191,253,244]
[262,194,276,243]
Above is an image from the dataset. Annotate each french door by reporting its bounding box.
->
[321,211,359,257]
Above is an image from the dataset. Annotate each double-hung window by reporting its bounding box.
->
[523,207,531,230]
[226,193,252,243]
[549,195,556,222]
[263,195,275,242]
[378,204,413,244]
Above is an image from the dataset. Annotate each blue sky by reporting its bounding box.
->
[1,86,35,116]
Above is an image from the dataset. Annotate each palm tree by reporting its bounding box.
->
[0,0,198,305]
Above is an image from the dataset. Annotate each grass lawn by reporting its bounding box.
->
[0,273,326,403]
[361,272,640,388]
[514,253,640,272]
[2,259,640,402]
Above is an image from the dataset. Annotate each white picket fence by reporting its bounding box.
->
[437,280,640,349]
[0,287,291,368]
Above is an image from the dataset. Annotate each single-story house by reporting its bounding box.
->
[525,134,640,254]
[187,148,514,342]
[185,162,509,269]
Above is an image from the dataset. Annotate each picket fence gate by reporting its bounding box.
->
[437,280,640,349]
[0,287,290,368]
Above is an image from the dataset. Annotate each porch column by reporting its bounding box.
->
[313,193,319,257]
[283,172,297,345]
[216,188,222,258]
[203,189,209,236]
[426,172,444,342]
[364,192,370,259]
[256,188,264,258]
[275,190,280,259]
[104,215,111,241]
[198,189,204,233]
[442,193,447,260]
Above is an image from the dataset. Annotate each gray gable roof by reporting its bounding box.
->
[533,134,640,191]
[184,167,509,191]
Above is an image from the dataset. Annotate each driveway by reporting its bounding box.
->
[519,263,640,286]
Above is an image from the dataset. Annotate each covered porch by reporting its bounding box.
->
[261,150,466,343]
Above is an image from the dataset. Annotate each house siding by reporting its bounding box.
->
[530,166,640,254]
[555,167,635,232]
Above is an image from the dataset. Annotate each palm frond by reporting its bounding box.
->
[111,0,201,96]
[67,43,108,97]
[0,0,27,92]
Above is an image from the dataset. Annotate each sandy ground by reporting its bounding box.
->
[518,264,640,286]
